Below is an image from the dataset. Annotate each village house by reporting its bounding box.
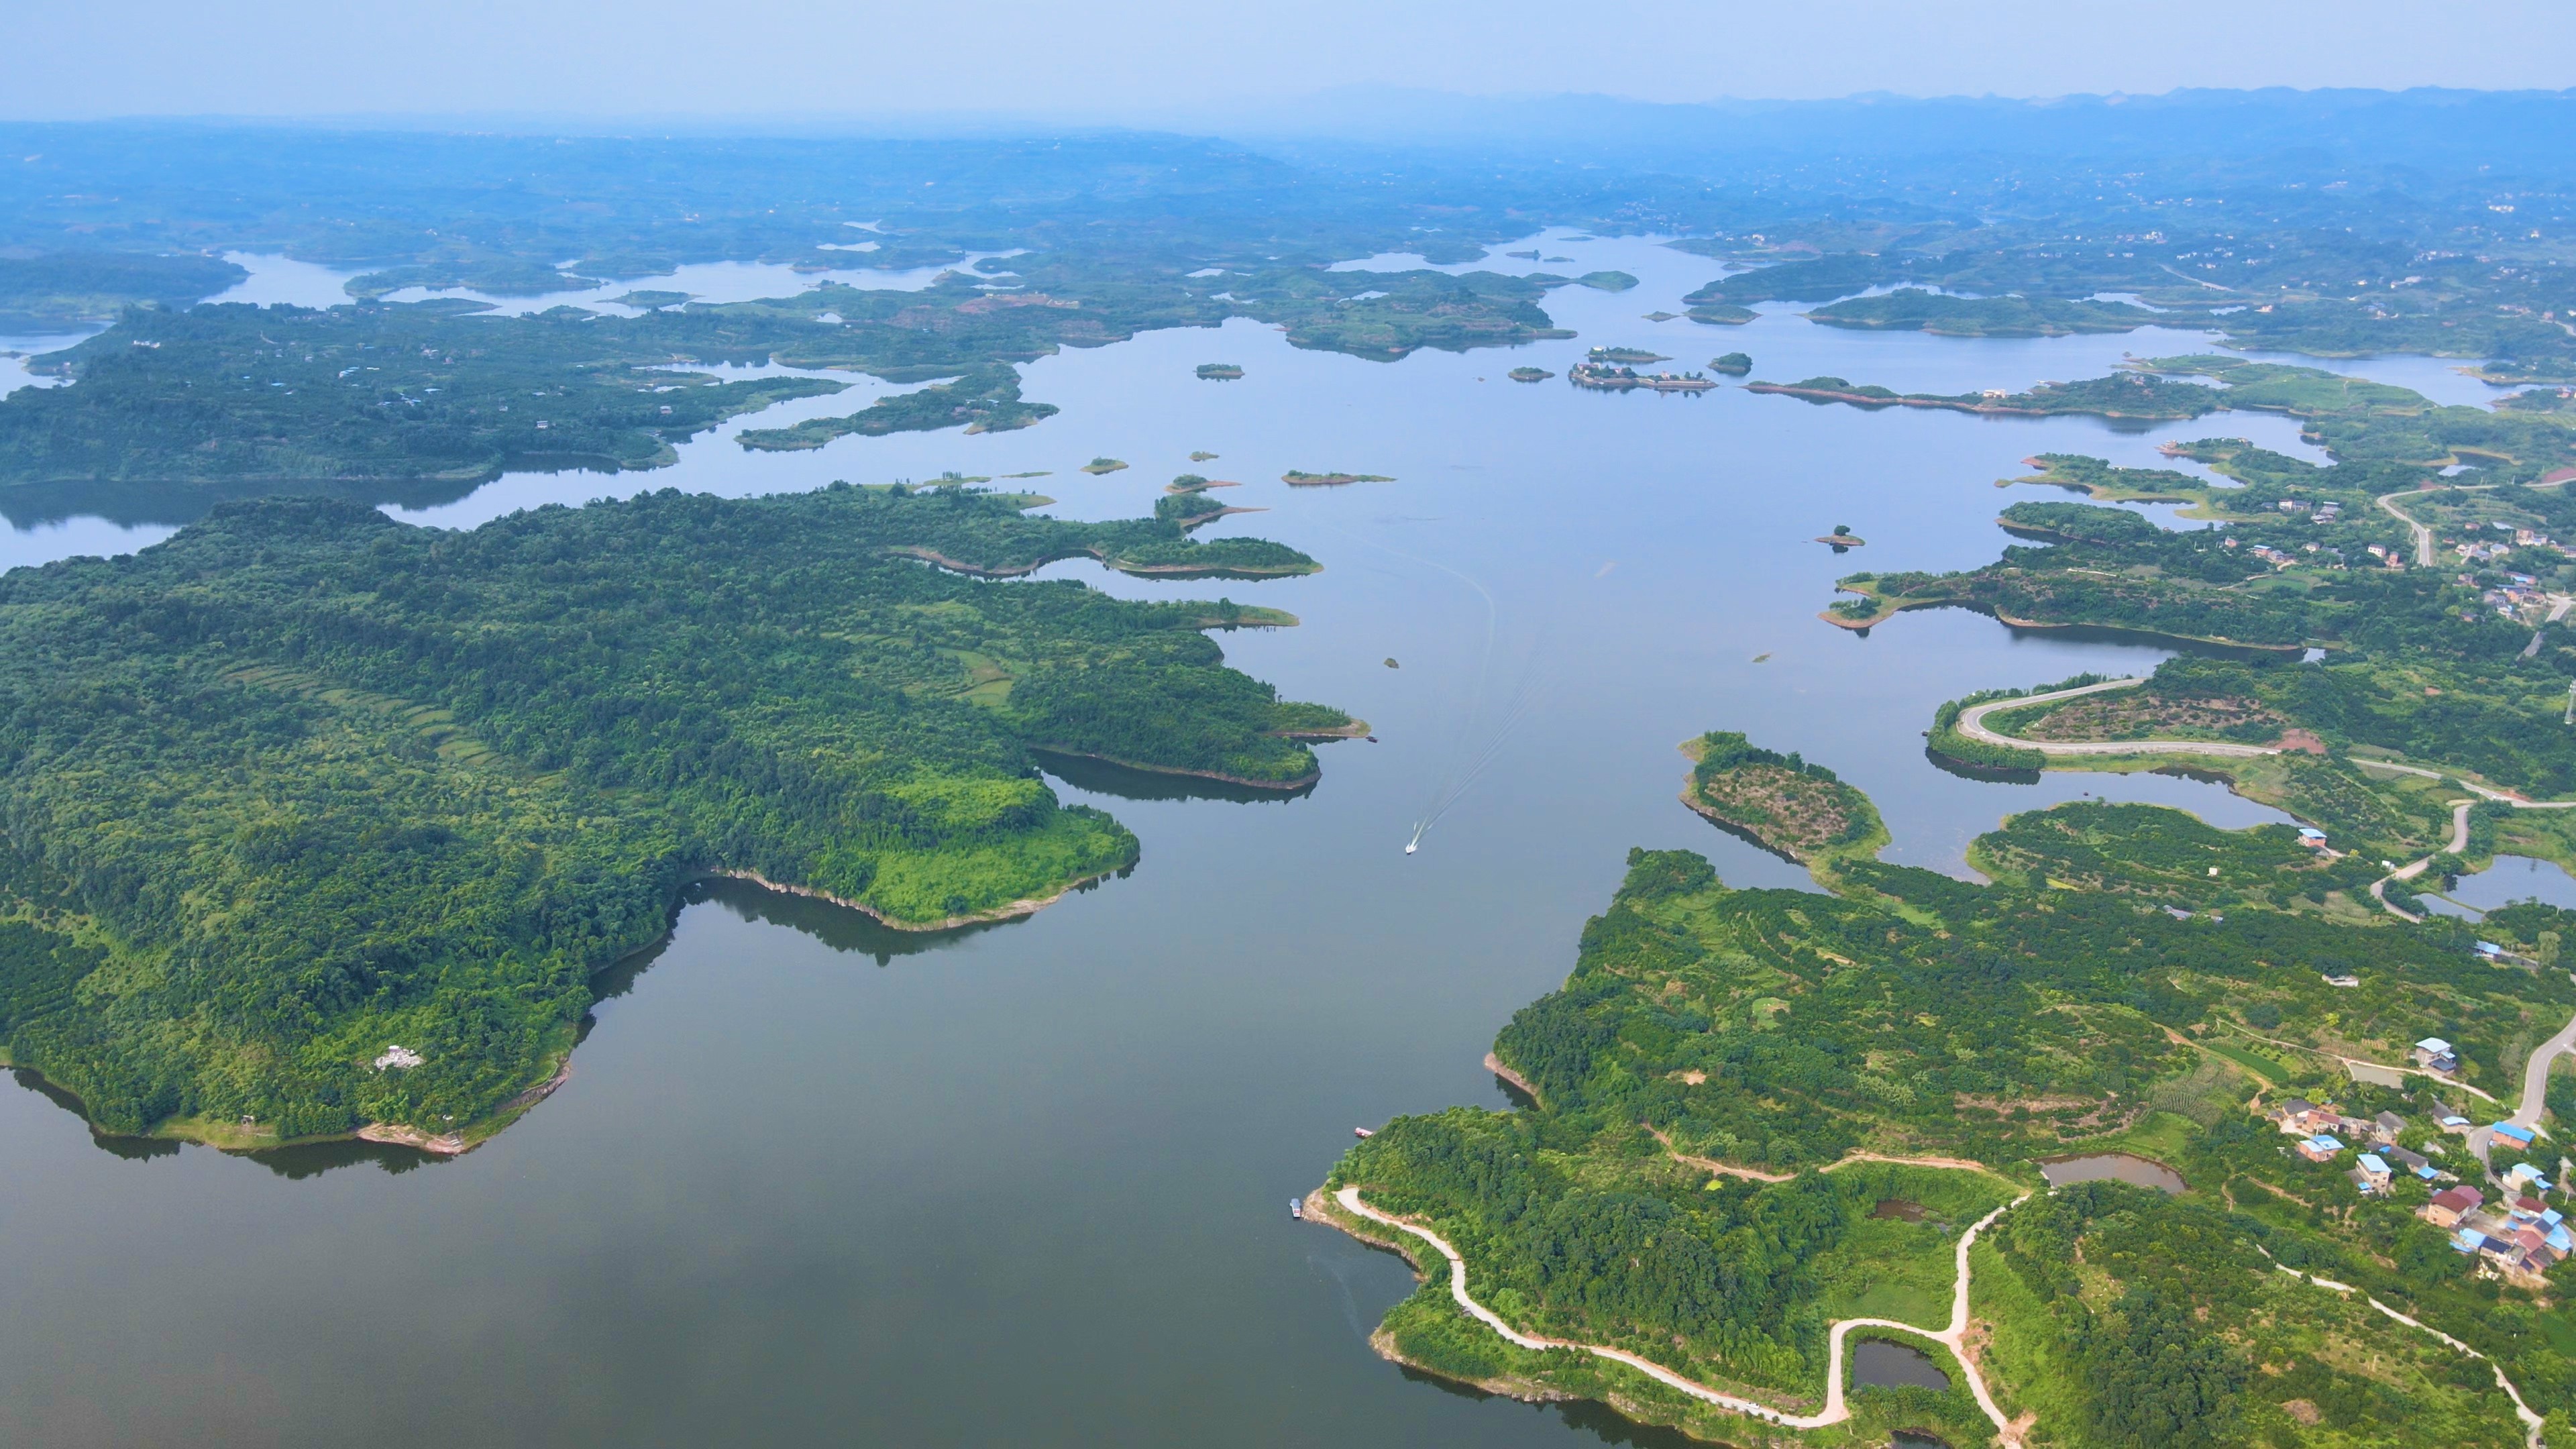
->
[2412,1038,2461,1075]
[2269,1098,2339,1136]
[2373,1110,2406,1144]
[2296,1134,2345,1164]
[2353,1153,2393,1195]
[2425,1184,2485,1228]
[2384,1143,2438,1179]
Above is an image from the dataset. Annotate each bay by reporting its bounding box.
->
[5,231,2322,1446]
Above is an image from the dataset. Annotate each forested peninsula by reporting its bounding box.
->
[1319,740,2576,1447]
[0,261,1577,525]
[0,485,1348,1150]
[1827,358,2576,863]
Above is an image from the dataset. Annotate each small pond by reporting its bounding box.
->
[1869,1198,1926,1222]
[2038,1152,2186,1192]
[2421,855,2576,919]
[1850,1339,1952,1392]
[1891,1434,1954,1449]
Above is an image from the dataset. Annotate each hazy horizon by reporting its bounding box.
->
[9,0,2573,123]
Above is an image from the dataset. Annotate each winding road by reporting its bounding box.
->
[1953,677,2281,759]
[2273,1265,2548,1449]
[1945,680,2576,932]
[2465,995,2576,1168]
[2358,767,2576,923]
[2376,490,2438,568]
[1332,1185,2031,1446]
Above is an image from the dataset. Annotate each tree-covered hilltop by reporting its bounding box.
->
[1805,290,2164,337]
[2147,356,2576,476]
[0,485,1348,1146]
[0,251,248,331]
[1680,730,1884,867]
[736,364,1058,449]
[1825,356,2576,851]
[1322,750,2576,1444]
[0,301,853,522]
[0,259,1585,525]
[1748,370,2222,420]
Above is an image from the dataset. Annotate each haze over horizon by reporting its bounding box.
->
[8,0,2573,123]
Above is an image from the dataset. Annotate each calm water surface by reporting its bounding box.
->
[2039,1153,2189,1193]
[1849,1340,1953,1392]
[3,233,2342,1446]
[2424,853,2576,919]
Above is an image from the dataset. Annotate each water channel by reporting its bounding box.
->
[0,231,2455,1445]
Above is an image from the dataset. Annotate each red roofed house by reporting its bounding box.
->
[2425,1185,2485,1229]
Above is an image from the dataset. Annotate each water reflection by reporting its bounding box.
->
[667,875,1036,967]
[1392,1364,1713,1448]
[244,1136,445,1180]
[1038,748,1324,804]
[0,227,2436,1448]
[1850,1338,1953,1391]
[374,252,1022,317]
[199,250,1008,317]
[2038,1152,2188,1192]
[7,1069,182,1160]
[2426,855,2576,916]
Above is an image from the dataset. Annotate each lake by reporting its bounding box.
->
[1849,1338,1953,1392]
[2038,1152,2190,1192]
[0,230,2353,1446]
[2422,854,2576,920]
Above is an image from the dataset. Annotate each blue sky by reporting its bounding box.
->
[7,0,2571,121]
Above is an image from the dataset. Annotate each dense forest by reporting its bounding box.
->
[1831,359,2576,814]
[1681,730,1883,866]
[1803,290,2163,338]
[0,484,1346,1146]
[1750,370,2221,419]
[0,250,248,331]
[0,259,1580,525]
[1324,746,2576,1443]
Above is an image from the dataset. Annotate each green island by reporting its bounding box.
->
[1507,366,1553,382]
[737,364,1057,449]
[1669,231,2576,383]
[1589,345,1670,364]
[1748,372,2221,421]
[1283,469,1395,486]
[1148,486,1263,534]
[0,485,1350,1151]
[0,251,248,331]
[1316,740,2576,1446]
[1804,290,2163,338]
[1081,457,1128,474]
[0,257,1587,525]
[1194,363,1243,380]
[1709,352,1752,376]
[1827,358,2576,653]
[1678,731,1886,869]
[0,300,853,524]
[345,260,602,299]
[1687,303,1757,325]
